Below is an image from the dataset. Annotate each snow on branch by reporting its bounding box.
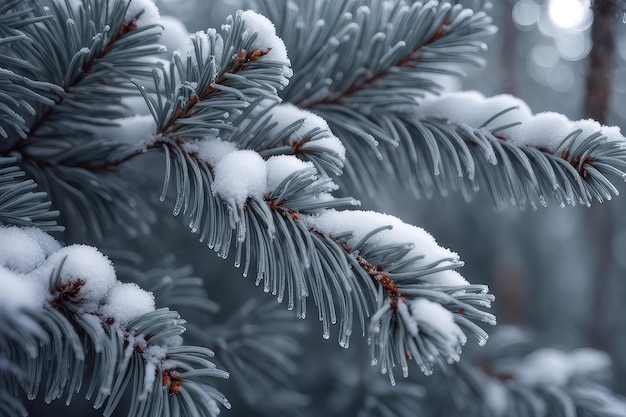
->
[306,209,494,382]
[260,0,495,108]
[0,226,230,417]
[439,331,626,417]
[144,9,292,137]
[153,127,493,381]
[0,0,165,237]
[411,91,626,208]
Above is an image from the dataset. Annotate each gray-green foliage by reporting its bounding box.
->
[1,0,625,416]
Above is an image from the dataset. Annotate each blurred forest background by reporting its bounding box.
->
[97,0,626,413]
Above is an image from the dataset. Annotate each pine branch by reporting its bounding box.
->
[118,7,497,381]
[0,157,61,230]
[407,92,626,208]
[114,258,220,315]
[0,227,231,417]
[0,0,164,237]
[322,362,426,417]
[192,300,308,414]
[431,331,626,417]
[259,0,494,108]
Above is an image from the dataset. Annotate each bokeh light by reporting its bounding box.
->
[547,0,591,29]
[513,0,541,29]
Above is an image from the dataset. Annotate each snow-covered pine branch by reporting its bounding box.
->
[3,0,163,237]
[132,16,495,376]
[256,0,496,192]
[410,91,626,208]
[433,329,626,417]
[0,226,230,417]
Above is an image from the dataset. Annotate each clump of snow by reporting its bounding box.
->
[159,15,189,56]
[507,347,611,386]
[266,155,314,192]
[506,112,572,152]
[0,226,47,274]
[20,228,61,257]
[241,10,290,64]
[410,298,467,354]
[268,103,346,161]
[417,91,532,133]
[125,0,160,26]
[0,266,43,311]
[305,210,468,286]
[213,150,268,208]
[183,137,237,166]
[418,92,626,153]
[36,245,117,305]
[571,119,625,144]
[100,283,155,325]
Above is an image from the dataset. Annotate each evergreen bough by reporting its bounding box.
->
[1,0,625,416]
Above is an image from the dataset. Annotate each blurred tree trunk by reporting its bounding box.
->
[585,0,618,350]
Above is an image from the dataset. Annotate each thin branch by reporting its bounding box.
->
[298,19,451,108]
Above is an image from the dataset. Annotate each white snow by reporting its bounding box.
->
[159,15,189,56]
[0,226,47,274]
[125,0,160,26]
[100,283,155,325]
[268,103,346,161]
[410,298,467,351]
[417,91,532,132]
[418,91,626,152]
[212,150,268,208]
[305,210,468,286]
[0,266,43,311]
[183,137,236,167]
[36,245,117,305]
[241,10,290,64]
[266,155,314,192]
[507,347,611,386]
[484,379,509,416]
[20,227,61,256]
[100,115,156,149]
